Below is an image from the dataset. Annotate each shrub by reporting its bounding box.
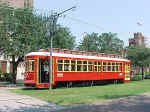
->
[135,72,142,75]
[0,73,13,82]
[131,75,142,81]
[144,72,150,76]
[3,73,13,82]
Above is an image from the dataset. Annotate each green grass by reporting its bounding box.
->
[10,80,150,105]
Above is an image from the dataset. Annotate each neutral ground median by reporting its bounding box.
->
[9,80,150,105]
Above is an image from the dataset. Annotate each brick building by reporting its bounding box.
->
[0,0,33,8]
[129,32,146,47]
[128,32,149,74]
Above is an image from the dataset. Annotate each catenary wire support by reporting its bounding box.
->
[48,6,76,90]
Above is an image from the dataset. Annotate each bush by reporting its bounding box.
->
[3,73,13,82]
[135,72,142,75]
[144,72,150,76]
[0,73,13,82]
[131,75,142,81]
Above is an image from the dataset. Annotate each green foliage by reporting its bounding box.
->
[131,75,142,81]
[77,33,99,52]
[53,25,76,50]
[0,5,76,83]
[0,5,76,56]
[144,72,150,76]
[0,73,13,82]
[3,73,13,82]
[126,46,150,67]
[77,32,124,54]
[135,72,142,75]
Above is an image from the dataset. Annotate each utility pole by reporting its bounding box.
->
[48,6,76,90]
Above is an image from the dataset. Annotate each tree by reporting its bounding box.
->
[53,25,76,50]
[0,5,76,83]
[99,33,124,54]
[77,32,124,55]
[77,32,99,52]
[126,46,150,79]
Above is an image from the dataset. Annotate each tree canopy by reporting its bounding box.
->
[126,46,150,67]
[126,46,150,79]
[0,5,76,83]
[77,32,124,55]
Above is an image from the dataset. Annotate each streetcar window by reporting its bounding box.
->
[57,59,94,72]
[25,61,28,72]
[108,62,112,71]
[77,65,82,71]
[83,61,87,72]
[83,65,87,71]
[58,64,63,71]
[103,62,107,72]
[88,65,93,71]
[83,61,87,64]
[71,64,76,71]
[77,61,82,64]
[29,60,34,72]
[64,60,69,63]
[88,61,93,72]
[120,63,122,72]
[77,61,82,71]
[64,64,70,71]
[71,60,76,71]
[112,63,115,72]
[94,66,97,71]
[88,61,93,64]
[57,59,63,63]
[57,59,63,72]
[94,61,101,72]
[71,60,76,64]
[64,60,70,71]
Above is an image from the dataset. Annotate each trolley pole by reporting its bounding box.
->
[48,6,76,90]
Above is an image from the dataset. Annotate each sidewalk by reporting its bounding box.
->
[0,87,63,112]
[0,82,23,88]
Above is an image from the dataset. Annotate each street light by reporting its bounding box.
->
[48,6,76,90]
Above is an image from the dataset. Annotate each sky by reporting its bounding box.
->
[34,0,150,46]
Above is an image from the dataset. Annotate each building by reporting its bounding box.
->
[0,0,33,81]
[129,32,146,47]
[0,0,33,8]
[128,32,149,74]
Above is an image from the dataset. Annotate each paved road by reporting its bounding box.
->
[54,93,150,112]
[0,87,63,112]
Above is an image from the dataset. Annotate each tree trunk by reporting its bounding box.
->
[141,66,144,80]
[12,55,17,84]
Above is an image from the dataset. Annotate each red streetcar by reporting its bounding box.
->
[24,48,131,88]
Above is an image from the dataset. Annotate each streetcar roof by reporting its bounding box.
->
[26,52,130,62]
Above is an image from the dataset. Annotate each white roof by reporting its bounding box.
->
[26,52,130,62]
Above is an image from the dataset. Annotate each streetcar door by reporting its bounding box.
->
[124,63,130,80]
[38,59,49,84]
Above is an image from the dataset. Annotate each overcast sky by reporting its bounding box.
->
[34,0,150,46]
